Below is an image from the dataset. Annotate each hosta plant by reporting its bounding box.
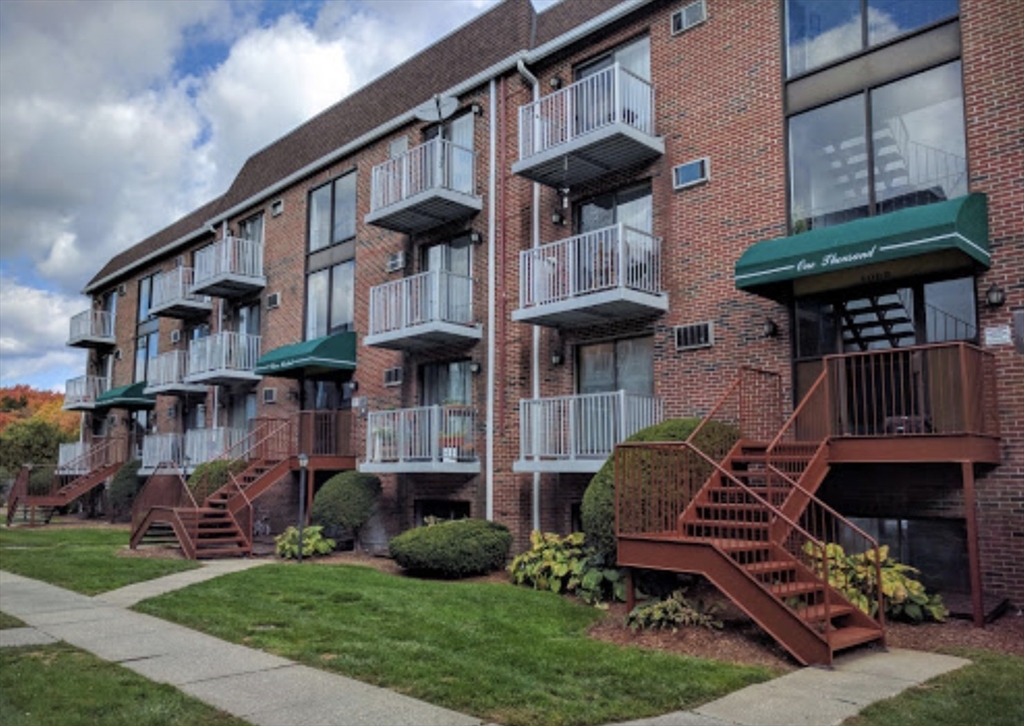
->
[508,531,625,605]
[275,525,336,560]
[804,542,948,623]
[626,589,723,632]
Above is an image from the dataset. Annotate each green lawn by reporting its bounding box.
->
[137,564,776,726]
[0,527,199,595]
[0,643,247,726]
[844,648,1024,726]
[0,611,26,629]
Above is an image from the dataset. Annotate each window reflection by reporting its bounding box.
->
[786,0,959,77]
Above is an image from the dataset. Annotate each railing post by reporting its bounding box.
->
[958,342,972,434]
[619,389,628,444]
[612,63,622,123]
[617,223,626,288]
[568,398,577,461]
[431,405,442,462]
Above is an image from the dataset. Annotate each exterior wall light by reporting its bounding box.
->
[762,318,779,339]
[469,361,482,375]
[551,211,565,225]
[986,284,1006,308]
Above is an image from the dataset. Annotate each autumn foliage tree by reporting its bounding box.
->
[0,385,79,485]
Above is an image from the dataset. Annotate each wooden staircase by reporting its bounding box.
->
[6,439,126,527]
[130,420,295,559]
[616,367,887,666]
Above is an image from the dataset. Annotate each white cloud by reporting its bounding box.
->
[0,275,87,387]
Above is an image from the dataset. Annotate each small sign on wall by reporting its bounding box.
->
[983,325,1012,346]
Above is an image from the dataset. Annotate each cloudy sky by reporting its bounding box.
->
[0,0,556,392]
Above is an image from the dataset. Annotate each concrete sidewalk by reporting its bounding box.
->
[0,570,481,726]
[0,567,971,726]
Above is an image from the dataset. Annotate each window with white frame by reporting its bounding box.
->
[672,158,709,190]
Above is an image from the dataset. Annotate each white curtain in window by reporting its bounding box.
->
[616,337,654,395]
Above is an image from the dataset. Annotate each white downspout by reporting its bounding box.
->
[517,59,542,534]
[486,78,497,521]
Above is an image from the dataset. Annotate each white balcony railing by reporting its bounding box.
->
[63,375,110,408]
[184,427,248,467]
[518,64,655,160]
[151,267,211,310]
[370,138,476,212]
[194,236,264,288]
[519,224,662,309]
[519,390,663,462]
[146,350,191,389]
[187,332,261,379]
[68,309,113,343]
[368,270,474,336]
[141,433,184,470]
[58,441,87,472]
[365,405,476,464]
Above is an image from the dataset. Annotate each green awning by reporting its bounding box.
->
[254,331,357,378]
[735,194,990,300]
[95,382,156,410]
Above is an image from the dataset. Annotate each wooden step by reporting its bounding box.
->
[770,581,823,598]
[797,602,856,623]
[745,559,797,576]
[829,625,885,652]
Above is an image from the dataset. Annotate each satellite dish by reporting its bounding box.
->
[413,94,459,122]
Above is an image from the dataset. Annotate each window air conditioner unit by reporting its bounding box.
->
[170,330,181,344]
[671,0,707,35]
[262,387,278,404]
[386,251,405,273]
[383,367,403,387]
[675,322,714,351]
[266,292,281,310]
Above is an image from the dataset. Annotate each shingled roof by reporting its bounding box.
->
[86,0,649,292]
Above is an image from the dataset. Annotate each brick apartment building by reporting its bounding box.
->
[47,0,1021,617]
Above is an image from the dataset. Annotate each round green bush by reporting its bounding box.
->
[581,418,739,564]
[108,459,142,520]
[186,459,246,501]
[311,471,381,543]
[389,519,512,578]
[27,464,57,496]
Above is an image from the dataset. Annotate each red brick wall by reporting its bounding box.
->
[961,0,1024,603]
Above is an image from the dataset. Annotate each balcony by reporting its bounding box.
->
[512,64,664,188]
[150,267,212,318]
[58,441,87,475]
[67,310,115,348]
[364,270,481,350]
[140,433,184,472]
[184,332,261,385]
[512,224,667,327]
[184,427,248,467]
[143,350,207,395]
[515,390,663,473]
[63,375,110,410]
[191,236,265,297]
[365,138,482,234]
[360,405,479,474]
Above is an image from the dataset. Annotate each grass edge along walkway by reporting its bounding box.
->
[0,641,248,726]
[0,526,199,595]
[136,563,777,726]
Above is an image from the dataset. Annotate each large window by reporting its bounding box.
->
[576,35,650,83]
[238,213,264,244]
[306,261,354,340]
[789,61,964,232]
[577,183,652,234]
[134,333,158,383]
[424,113,474,195]
[308,173,357,252]
[421,361,471,406]
[786,0,958,77]
[578,337,653,396]
[137,274,156,322]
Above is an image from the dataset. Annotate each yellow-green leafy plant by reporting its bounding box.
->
[275,525,335,559]
[508,531,625,606]
[804,542,948,623]
[626,589,723,632]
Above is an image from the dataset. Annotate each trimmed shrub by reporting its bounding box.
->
[27,464,57,496]
[581,418,739,564]
[186,459,246,502]
[275,525,336,559]
[311,471,381,547]
[389,519,512,578]
[108,459,142,520]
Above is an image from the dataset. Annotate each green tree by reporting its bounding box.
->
[0,418,73,478]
